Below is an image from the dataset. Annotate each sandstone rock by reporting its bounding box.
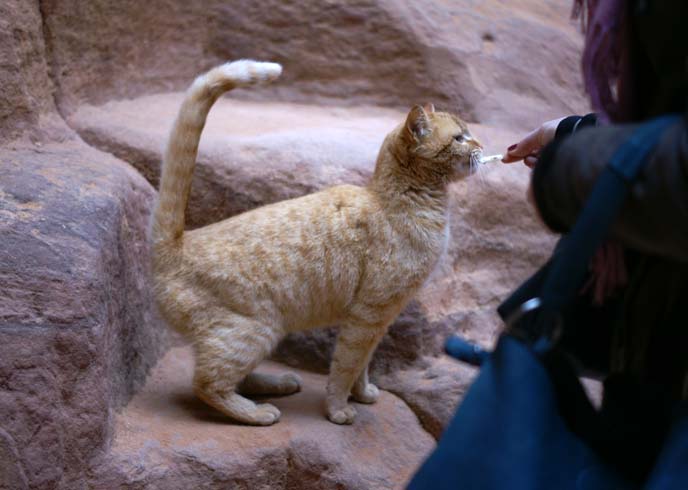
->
[0,136,168,489]
[0,428,29,490]
[69,96,402,228]
[0,0,63,144]
[89,347,435,490]
[42,0,585,128]
[376,356,478,439]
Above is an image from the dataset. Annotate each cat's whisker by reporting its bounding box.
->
[470,150,487,185]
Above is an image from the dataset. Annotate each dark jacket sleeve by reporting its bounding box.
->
[531,117,688,263]
[554,113,598,139]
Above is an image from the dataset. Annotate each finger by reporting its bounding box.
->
[502,128,542,162]
[524,155,539,168]
[511,129,542,156]
[501,151,522,163]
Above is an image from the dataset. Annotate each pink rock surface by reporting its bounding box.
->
[69,96,402,228]
[0,137,169,489]
[90,347,435,490]
[0,0,62,144]
[41,0,586,128]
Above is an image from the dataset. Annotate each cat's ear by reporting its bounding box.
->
[405,105,432,142]
[423,103,435,114]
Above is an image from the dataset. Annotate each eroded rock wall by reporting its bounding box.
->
[39,0,586,127]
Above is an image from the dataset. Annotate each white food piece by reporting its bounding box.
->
[479,154,503,164]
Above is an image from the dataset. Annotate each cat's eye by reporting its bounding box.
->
[454,134,467,142]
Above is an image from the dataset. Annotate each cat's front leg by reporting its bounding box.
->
[326,324,385,424]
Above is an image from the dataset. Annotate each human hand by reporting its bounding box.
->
[502,118,565,168]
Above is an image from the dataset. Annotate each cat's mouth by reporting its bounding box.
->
[469,150,483,174]
[455,150,502,180]
[468,150,502,174]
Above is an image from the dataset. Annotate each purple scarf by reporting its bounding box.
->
[573,0,632,122]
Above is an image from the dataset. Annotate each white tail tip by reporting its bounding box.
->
[220,59,283,87]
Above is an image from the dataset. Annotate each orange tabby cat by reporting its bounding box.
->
[151,60,482,425]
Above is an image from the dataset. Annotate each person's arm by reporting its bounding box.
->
[502,114,597,167]
[531,118,688,263]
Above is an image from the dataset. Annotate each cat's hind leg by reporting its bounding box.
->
[238,371,302,396]
[192,316,284,426]
[326,323,386,424]
[351,364,380,404]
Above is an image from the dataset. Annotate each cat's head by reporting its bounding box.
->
[392,103,483,183]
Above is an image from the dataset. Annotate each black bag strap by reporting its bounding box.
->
[498,115,681,342]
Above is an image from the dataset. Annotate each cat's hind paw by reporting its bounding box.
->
[279,372,303,395]
[238,371,302,397]
[252,403,281,426]
[351,383,380,404]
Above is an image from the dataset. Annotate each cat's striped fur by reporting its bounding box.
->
[151,60,482,425]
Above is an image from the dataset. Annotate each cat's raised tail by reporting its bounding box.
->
[151,60,282,247]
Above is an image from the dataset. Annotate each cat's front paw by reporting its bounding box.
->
[327,404,357,425]
[351,383,380,404]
